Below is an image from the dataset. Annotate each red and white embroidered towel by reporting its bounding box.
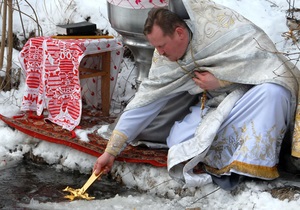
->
[19,36,123,131]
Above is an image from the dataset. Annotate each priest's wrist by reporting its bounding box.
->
[104,130,128,157]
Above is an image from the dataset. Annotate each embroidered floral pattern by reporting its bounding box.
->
[292,109,300,157]
[107,0,168,9]
[204,120,286,178]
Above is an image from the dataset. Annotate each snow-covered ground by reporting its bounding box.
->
[1,0,300,209]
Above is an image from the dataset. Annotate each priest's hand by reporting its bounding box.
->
[193,71,220,90]
[93,152,115,176]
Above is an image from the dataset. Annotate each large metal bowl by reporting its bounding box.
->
[107,2,156,82]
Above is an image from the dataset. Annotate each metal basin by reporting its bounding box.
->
[107,2,157,83]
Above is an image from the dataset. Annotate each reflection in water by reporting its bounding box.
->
[0,159,136,210]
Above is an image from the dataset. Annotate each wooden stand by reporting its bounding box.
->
[79,51,111,116]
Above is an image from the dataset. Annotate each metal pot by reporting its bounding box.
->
[107,2,159,83]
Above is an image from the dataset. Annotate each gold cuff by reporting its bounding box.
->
[105,130,128,157]
[218,79,233,87]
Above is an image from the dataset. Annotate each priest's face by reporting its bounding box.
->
[146,24,189,61]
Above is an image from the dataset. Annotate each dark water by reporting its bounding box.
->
[0,159,137,210]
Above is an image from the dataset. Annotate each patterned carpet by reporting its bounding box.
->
[0,109,167,167]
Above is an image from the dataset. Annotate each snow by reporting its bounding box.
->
[1,0,300,209]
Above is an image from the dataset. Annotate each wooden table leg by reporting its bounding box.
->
[101,52,111,116]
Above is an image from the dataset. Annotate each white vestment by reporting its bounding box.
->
[114,0,300,187]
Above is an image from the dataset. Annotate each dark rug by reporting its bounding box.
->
[0,110,167,167]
